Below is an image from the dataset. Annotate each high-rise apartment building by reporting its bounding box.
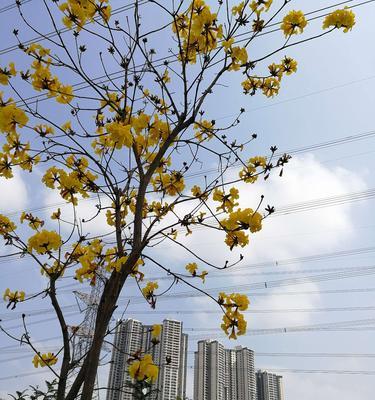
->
[194,340,256,400]
[256,370,284,400]
[106,319,188,400]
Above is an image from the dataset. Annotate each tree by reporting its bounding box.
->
[0,0,355,399]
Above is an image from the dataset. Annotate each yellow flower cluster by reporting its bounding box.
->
[185,262,208,283]
[0,214,16,235]
[172,0,223,63]
[65,241,129,283]
[239,156,267,183]
[147,201,173,219]
[223,42,248,72]
[71,239,104,283]
[59,0,111,30]
[0,94,39,177]
[213,187,239,212]
[0,62,16,85]
[92,112,171,156]
[241,56,298,98]
[104,121,133,149]
[128,354,159,382]
[105,193,136,227]
[191,185,208,200]
[130,258,145,281]
[221,208,262,249]
[142,281,159,299]
[323,8,355,32]
[28,230,62,254]
[32,353,58,368]
[250,0,273,15]
[104,248,129,274]
[20,212,44,230]
[152,324,162,339]
[194,120,215,142]
[281,10,307,37]
[0,96,28,135]
[42,156,97,205]
[151,171,185,196]
[219,292,249,339]
[26,43,74,104]
[232,1,245,16]
[34,124,55,137]
[3,288,25,307]
[40,260,65,278]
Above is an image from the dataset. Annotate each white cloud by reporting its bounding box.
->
[0,170,28,212]
[147,154,368,329]
[42,189,113,238]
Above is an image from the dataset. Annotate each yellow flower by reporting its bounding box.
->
[32,353,58,368]
[239,156,267,183]
[0,103,29,134]
[172,0,223,63]
[161,69,171,83]
[186,262,198,275]
[261,77,280,97]
[221,208,262,249]
[0,62,17,85]
[222,38,234,51]
[51,208,61,220]
[241,76,262,95]
[0,154,13,179]
[323,8,355,32]
[61,120,72,132]
[28,230,62,254]
[281,10,307,37]
[200,270,208,283]
[3,288,25,310]
[55,84,74,104]
[151,171,185,196]
[218,292,249,339]
[213,187,239,212]
[34,124,55,137]
[281,56,298,75]
[105,121,133,149]
[59,0,111,30]
[142,281,159,298]
[0,214,16,235]
[128,354,159,382]
[232,2,245,16]
[20,212,44,230]
[250,0,273,14]
[152,324,162,339]
[228,46,248,71]
[194,120,215,142]
[3,288,25,303]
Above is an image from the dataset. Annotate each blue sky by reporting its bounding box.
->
[1,0,375,399]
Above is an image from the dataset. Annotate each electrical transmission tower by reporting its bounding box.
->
[69,273,107,399]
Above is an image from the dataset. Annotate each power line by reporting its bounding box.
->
[4,0,371,108]
[257,368,375,376]
[3,184,375,239]
[0,0,31,13]
[2,317,375,351]
[0,0,360,57]
[2,265,375,335]
[0,1,149,56]
[3,366,375,381]
[3,304,375,330]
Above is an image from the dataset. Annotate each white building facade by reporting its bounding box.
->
[106,319,188,400]
[194,340,257,400]
[256,370,284,400]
